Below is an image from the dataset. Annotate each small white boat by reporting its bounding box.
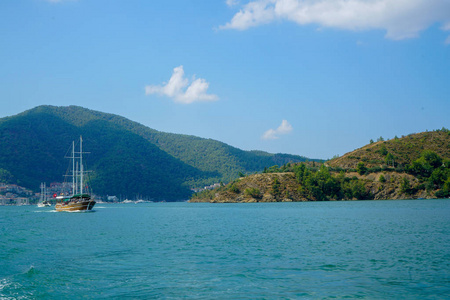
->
[37,182,52,207]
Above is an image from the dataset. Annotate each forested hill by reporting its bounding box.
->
[0,105,313,200]
[191,129,450,203]
[327,130,450,170]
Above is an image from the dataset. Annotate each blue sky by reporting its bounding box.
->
[1,0,449,159]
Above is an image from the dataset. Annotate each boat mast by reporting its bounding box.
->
[72,141,75,196]
[80,136,83,195]
[75,162,79,195]
[40,182,44,202]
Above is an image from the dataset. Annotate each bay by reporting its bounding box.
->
[1,200,449,299]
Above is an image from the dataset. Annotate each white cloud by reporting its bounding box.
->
[222,1,276,30]
[145,66,218,104]
[226,0,239,7]
[221,0,450,41]
[45,0,75,3]
[262,120,293,140]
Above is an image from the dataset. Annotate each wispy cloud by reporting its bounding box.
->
[145,66,218,104]
[44,0,76,3]
[262,120,293,140]
[220,0,450,41]
[226,0,239,7]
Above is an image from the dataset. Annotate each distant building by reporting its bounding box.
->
[191,183,221,193]
[107,196,119,202]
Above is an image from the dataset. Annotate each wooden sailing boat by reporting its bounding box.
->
[55,136,96,212]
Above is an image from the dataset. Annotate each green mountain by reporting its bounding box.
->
[0,105,312,200]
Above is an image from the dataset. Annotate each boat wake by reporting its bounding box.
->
[34,210,58,213]
[54,209,96,213]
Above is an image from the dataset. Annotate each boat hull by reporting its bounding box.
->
[55,200,96,212]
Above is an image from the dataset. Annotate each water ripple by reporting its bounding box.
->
[0,200,449,298]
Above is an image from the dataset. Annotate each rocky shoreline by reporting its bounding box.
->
[190,171,437,203]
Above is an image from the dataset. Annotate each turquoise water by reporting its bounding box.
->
[1,200,449,299]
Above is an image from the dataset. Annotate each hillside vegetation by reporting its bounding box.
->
[0,105,312,200]
[191,129,450,202]
[328,131,450,170]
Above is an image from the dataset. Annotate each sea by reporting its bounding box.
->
[1,199,449,299]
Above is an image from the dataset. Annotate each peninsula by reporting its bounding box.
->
[190,129,450,202]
